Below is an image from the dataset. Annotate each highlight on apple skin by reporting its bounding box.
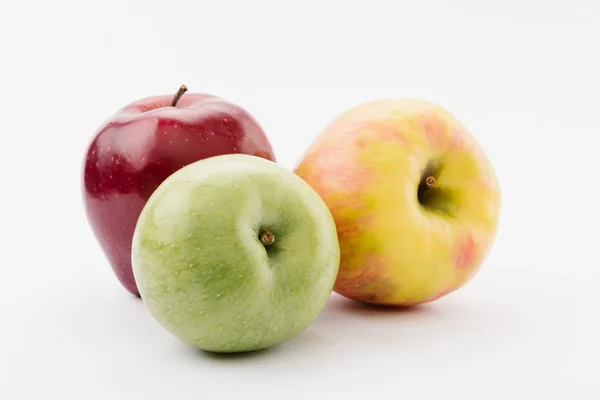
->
[293,99,501,307]
[131,154,341,353]
[82,85,276,297]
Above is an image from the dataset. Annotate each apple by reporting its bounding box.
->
[82,85,276,297]
[293,99,501,306]
[131,154,340,353]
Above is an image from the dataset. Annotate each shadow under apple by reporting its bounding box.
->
[194,345,277,361]
[324,292,447,321]
[333,295,438,315]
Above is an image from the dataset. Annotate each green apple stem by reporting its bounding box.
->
[259,228,275,246]
[171,84,189,107]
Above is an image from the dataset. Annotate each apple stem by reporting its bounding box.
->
[259,228,275,246]
[171,84,188,107]
[425,176,436,189]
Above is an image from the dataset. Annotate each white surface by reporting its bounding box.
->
[1,0,599,399]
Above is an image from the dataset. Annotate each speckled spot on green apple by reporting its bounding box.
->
[132,154,340,353]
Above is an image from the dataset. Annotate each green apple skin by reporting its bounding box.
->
[131,154,340,353]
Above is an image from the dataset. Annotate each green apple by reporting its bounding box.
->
[131,154,340,353]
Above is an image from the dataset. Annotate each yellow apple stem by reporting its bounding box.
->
[171,84,188,107]
[259,228,275,246]
[425,176,436,188]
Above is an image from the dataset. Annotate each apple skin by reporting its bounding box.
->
[131,154,340,353]
[83,89,276,297]
[293,99,501,307]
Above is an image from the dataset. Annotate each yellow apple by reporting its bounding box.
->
[294,99,501,306]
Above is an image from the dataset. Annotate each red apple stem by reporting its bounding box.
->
[425,176,436,188]
[259,228,275,246]
[171,84,188,107]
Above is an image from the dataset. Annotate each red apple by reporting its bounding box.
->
[82,85,276,297]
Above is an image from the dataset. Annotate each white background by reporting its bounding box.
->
[1,0,599,399]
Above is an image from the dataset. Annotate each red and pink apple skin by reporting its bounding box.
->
[294,99,501,306]
[82,87,276,297]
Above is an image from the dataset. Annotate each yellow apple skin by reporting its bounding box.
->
[294,99,501,306]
